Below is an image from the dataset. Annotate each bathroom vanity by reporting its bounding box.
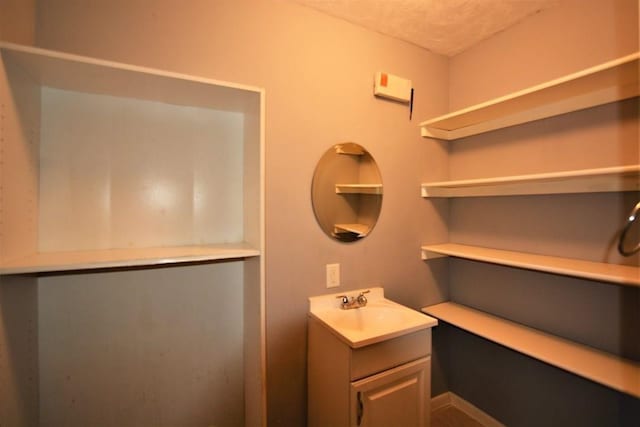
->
[307,288,437,427]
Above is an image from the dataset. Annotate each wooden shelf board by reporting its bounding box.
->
[420,53,639,140]
[0,41,262,114]
[334,223,370,237]
[336,184,383,195]
[421,243,639,287]
[421,165,640,198]
[422,302,640,398]
[0,243,260,274]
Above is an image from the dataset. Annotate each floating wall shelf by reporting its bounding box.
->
[421,243,640,287]
[421,165,640,198]
[335,184,383,195]
[420,52,640,140]
[422,302,640,398]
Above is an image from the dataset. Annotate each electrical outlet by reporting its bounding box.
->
[326,263,340,288]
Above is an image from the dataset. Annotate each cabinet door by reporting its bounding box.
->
[350,357,430,427]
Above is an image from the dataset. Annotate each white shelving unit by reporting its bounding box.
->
[422,302,640,398]
[0,42,265,425]
[421,165,640,198]
[419,52,640,406]
[421,243,640,287]
[420,52,639,140]
[335,183,384,195]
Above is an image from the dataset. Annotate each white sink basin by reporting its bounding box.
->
[309,287,438,348]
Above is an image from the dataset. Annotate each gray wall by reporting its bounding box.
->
[38,264,245,426]
[0,276,39,426]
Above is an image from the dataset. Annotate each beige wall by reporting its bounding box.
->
[0,0,35,44]
[33,1,449,425]
[0,2,38,425]
[450,0,639,110]
[0,276,39,426]
[4,0,637,425]
[38,264,246,426]
[444,0,639,425]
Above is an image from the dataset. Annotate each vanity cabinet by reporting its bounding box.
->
[350,357,430,427]
[307,316,432,427]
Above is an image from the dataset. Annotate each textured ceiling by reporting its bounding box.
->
[293,0,560,56]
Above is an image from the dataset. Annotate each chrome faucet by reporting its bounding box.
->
[336,290,370,310]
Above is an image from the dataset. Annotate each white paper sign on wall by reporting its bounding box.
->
[374,72,412,103]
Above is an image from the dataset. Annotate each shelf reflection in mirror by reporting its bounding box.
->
[311,143,383,242]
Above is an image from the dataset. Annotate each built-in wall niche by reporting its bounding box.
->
[0,42,265,426]
[0,42,263,274]
[39,87,244,252]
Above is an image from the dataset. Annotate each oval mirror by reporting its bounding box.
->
[311,143,383,242]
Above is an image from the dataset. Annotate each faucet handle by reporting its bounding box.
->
[336,295,349,304]
[357,290,370,305]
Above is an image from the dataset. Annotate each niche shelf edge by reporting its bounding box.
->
[0,243,261,275]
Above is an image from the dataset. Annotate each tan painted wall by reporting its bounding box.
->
[38,264,246,427]
[450,0,639,111]
[0,0,35,44]
[0,276,39,427]
[0,3,38,425]
[445,0,640,425]
[33,1,449,425]
[7,0,635,425]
